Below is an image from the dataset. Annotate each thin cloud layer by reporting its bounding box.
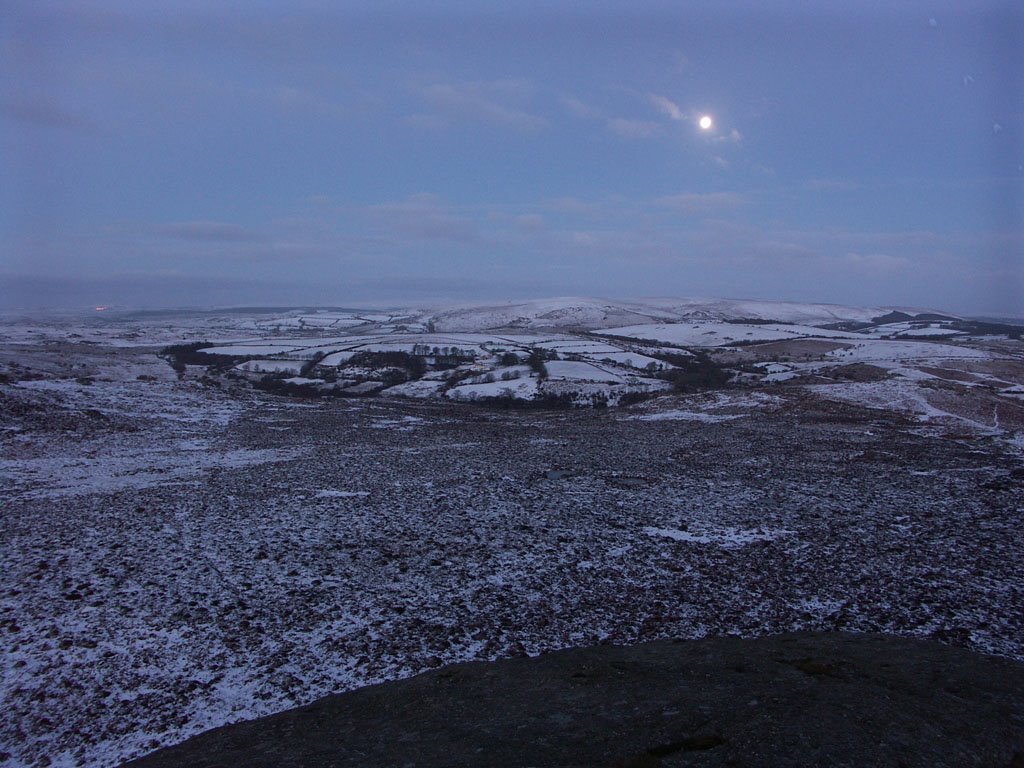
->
[648,93,686,121]
[419,80,548,132]
[606,118,665,139]
[156,221,260,243]
[1,99,93,130]
[1,2,1019,315]
[655,192,747,213]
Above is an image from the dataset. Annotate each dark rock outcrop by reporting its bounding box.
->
[123,632,1024,767]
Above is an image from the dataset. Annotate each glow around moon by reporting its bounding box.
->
[699,115,713,131]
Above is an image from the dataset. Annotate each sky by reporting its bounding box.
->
[2,1,1022,316]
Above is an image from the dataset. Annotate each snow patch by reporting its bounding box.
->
[643,526,792,547]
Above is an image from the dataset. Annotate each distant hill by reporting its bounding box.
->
[419,297,954,332]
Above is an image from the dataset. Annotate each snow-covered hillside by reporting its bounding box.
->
[417,296,923,332]
[599,322,864,347]
[141,297,995,412]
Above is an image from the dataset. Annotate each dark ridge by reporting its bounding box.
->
[910,313,960,322]
[114,306,382,319]
[952,320,1024,338]
[869,311,960,325]
[122,632,1024,768]
[722,318,791,325]
[871,310,916,324]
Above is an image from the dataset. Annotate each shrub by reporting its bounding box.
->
[160,341,214,363]
[527,348,551,379]
[656,351,730,393]
[617,391,655,407]
[299,352,326,377]
[160,342,249,375]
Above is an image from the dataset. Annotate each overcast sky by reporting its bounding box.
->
[2,1,1021,315]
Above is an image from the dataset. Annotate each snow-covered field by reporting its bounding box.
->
[627,391,786,423]
[822,339,992,363]
[600,321,863,347]
[1,298,1022,768]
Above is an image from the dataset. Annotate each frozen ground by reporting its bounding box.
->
[1,303,1023,768]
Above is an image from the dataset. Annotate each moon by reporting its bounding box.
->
[698,115,713,131]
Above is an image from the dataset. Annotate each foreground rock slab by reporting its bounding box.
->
[124,632,1024,768]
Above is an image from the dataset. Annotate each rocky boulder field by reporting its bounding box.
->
[1,301,1022,766]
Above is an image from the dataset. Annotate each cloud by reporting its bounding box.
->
[751,239,818,260]
[156,221,260,242]
[712,128,743,144]
[640,95,743,142]
[420,80,548,132]
[606,118,665,139]
[838,252,910,271]
[1,100,93,131]
[267,86,346,119]
[8,191,1012,315]
[401,112,446,131]
[805,178,861,191]
[544,197,605,216]
[654,192,746,213]
[560,96,602,120]
[830,229,946,249]
[0,271,326,309]
[404,113,449,131]
[342,274,556,303]
[365,194,478,243]
[647,93,686,121]
[512,214,545,233]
